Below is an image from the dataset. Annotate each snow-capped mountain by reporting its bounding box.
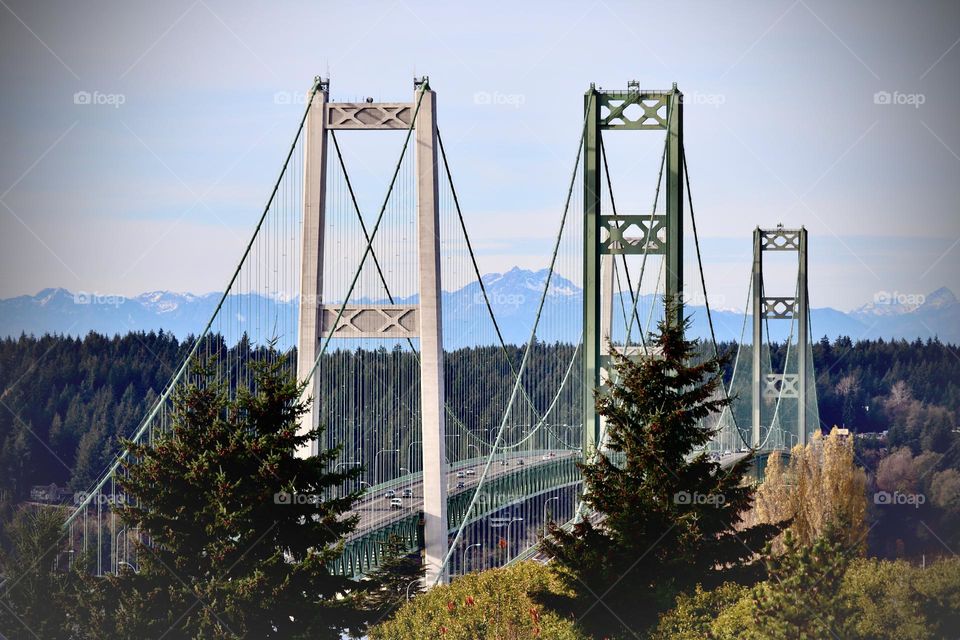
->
[1,275,956,346]
[849,287,959,343]
[135,291,203,314]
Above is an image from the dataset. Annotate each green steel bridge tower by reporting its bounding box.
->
[582,81,684,453]
[58,77,819,586]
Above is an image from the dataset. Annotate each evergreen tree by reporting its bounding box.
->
[351,534,426,635]
[749,522,857,639]
[0,505,79,639]
[3,330,957,503]
[105,353,363,639]
[540,305,781,637]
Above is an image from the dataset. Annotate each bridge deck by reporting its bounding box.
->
[332,449,775,577]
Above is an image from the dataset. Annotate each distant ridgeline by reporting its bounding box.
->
[1,270,958,345]
[1,330,958,504]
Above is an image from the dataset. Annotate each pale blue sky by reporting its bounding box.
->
[0,0,958,311]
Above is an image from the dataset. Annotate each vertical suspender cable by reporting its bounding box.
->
[436,107,590,583]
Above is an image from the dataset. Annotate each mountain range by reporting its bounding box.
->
[1,268,957,347]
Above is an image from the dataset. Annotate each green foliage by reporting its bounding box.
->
[841,558,932,639]
[910,556,960,638]
[0,331,187,498]
[370,562,588,640]
[749,522,856,639]
[653,552,960,639]
[647,582,748,640]
[93,353,364,639]
[708,590,756,640]
[0,333,583,501]
[805,336,960,435]
[539,305,782,638]
[6,331,957,503]
[351,534,426,636]
[0,505,82,639]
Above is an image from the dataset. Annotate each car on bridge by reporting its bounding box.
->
[384,489,397,498]
[402,488,413,498]
[390,498,403,509]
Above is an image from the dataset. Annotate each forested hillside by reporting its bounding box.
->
[0,332,957,502]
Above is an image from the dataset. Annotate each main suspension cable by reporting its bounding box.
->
[437,130,580,450]
[65,79,324,527]
[682,144,750,450]
[436,107,590,583]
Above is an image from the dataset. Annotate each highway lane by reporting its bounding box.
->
[344,449,754,540]
[346,451,579,538]
[521,449,761,563]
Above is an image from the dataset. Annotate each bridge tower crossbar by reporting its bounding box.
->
[582,82,684,453]
[751,226,810,448]
[295,77,450,584]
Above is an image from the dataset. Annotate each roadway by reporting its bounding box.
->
[520,449,758,564]
[345,449,753,541]
[347,450,579,538]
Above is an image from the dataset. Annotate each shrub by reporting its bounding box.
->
[371,562,587,640]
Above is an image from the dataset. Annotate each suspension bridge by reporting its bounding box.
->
[61,76,819,587]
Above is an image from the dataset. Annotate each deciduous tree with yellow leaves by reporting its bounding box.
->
[749,427,868,551]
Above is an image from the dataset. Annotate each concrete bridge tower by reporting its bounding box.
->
[295,77,449,585]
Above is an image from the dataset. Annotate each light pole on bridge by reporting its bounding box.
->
[407,439,421,471]
[117,561,139,574]
[543,496,560,525]
[461,542,482,575]
[374,448,400,485]
[405,578,421,601]
[505,517,523,554]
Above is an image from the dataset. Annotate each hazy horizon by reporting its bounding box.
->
[2,0,959,314]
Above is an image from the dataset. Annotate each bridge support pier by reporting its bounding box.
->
[414,81,449,586]
[750,226,811,449]
[296,77,329,458]
[295,77,449,585]
[583,82,683,452]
